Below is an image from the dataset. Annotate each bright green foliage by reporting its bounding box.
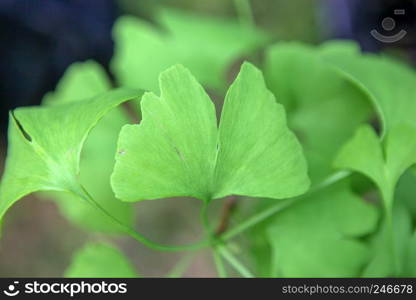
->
[2,22,416,278]
[321,41,416,136]
[406,232,416,277]
[41,61,135,233]
[65,243,138,278]
[264,43,372,183]
[266,180,378,277]
[42,61,111,105]
[315,41,416,278]
[112,8,269,92]
[363,205,413,277]
[321,44,416,275]
[334,124,416,213]
[111,63,310,202]
[396,170,416,217]
[0,88,142,222]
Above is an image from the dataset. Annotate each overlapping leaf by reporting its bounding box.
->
[322,43,416,276]
[396,170,416,217]
[111,62,310,202]
[41,61,135,233]
[405,232,416,277]
[0,87,142,223]
[264,43,373,183]
[308,42,416,277]
[266,180,378,277]
[363,204,413,277]
[65,242,138,278]
[334,124,416,212]
[112,8,269,92]
[321,41,416,135]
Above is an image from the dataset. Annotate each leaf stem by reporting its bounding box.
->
[166,254,196,278]
[215,196,238,235]
[382,186,398,276]
[200,201,213,236]
[221,171,351,241]
[221,198,296,241]
[233,0,255,28]
[212,248,227,278]
[77,185,209,252]
[217,245,253,278]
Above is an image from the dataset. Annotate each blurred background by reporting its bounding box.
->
[0,0,415,277]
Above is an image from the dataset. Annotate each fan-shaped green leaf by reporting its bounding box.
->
[321,41,416,136]
[0,88,142,222]
[264,43,373,183]
[334,124,416,212]
[267,180,378,277]
[112,8,269,92]
[111,63,309,203]
[41,61,135,233]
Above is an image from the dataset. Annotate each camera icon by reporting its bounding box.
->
[3,281,20,297]
[371,9,407,43]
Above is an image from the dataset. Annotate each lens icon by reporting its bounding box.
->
[3,281,20,297]
[371,9,407,43]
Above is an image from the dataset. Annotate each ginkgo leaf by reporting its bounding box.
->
[41,61,135,233]
[323,42,416,277]
[266,180,378,277]
[321,41,416,136]
[111,8,269,92]
[111,62,309,203]
[264,43,373,183]
[334,124,416,212]
[64,243,138,278]
[0,88,142,222]
[43,61,112,105]
[213,61,309,199]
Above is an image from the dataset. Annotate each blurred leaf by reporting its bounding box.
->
[112,8,269,92]
[0,89,141,223]
[334,124,416,212]
[264,43,372,183]
[43,61,112,104]
[248,226,273,277]
[267,180,378,277]
[111,63,309,202]
[405,231,416,277]
[396,170,416,217]
[321,41,416,136]
[322,43,416,193]
[321,42,416,277]
[41,61,135,233]
[363,205,413,277]
[390,171,416,276]
[65,242,138,278]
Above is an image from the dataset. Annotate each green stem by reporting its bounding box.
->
[201,201,212,235]
[233,0,255,28]
[201,201,231,277]
[218,245,253,278]
[77,185,209,252]
[166,254,195,278]
[382,186,398,276]
[212,248,227,278]
[221,171,351,241]
[221,198,296,241]
[313,170,351,191]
